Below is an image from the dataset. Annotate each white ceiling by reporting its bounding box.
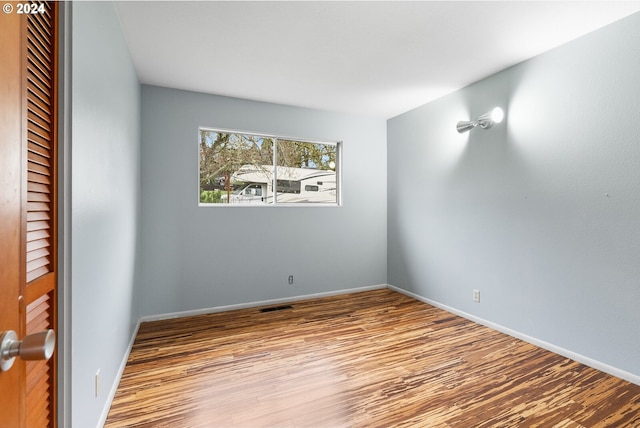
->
[114,1,640,119]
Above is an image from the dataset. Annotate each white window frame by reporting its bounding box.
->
[198,127,342,207]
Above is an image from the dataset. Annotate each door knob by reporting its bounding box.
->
[0,329,55,372]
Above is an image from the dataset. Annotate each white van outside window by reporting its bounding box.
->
[199,128,341,206]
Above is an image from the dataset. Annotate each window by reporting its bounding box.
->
[199,128,340,206]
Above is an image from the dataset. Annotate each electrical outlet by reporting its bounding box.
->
[288,275,294,285]
[95,369,100,397]
[473,289,480,303]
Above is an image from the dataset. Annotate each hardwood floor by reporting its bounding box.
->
[105,289,640,427]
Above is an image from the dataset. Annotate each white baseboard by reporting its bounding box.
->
[97,319,141,428]
[140,284,388,323]
[388,284,640,387]
[102,281,640,427]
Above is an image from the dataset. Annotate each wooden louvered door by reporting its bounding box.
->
[0,2,58,428]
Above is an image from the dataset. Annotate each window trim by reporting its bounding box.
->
[198,127,342,207]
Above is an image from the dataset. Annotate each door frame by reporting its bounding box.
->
[58,2,71,426]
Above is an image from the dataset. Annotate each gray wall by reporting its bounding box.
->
[71,2,141,426]
[388,12,640,379]
[139,86,387,316]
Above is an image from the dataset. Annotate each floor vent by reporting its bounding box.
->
[260,305,293,313]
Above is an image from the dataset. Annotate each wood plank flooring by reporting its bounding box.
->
[105,289,640,427]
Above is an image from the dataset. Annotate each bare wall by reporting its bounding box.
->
[388,12,640,380]
[71,2,141,426]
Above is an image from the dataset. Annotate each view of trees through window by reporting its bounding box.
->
[199,128,339,205]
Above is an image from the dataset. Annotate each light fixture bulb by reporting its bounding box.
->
[456,106,505,133]
[477,106,504,129]
[491,107,504,124]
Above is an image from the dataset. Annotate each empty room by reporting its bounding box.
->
[1,1,640,427]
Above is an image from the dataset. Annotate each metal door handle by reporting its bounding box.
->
[0,329,55,372]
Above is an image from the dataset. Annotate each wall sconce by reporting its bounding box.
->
[456,107,504,133]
